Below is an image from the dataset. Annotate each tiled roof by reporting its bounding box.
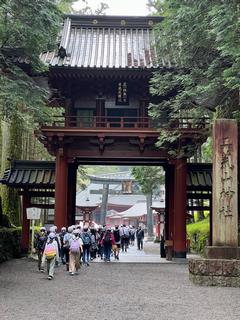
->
[0,160,55,189]
[187,163,212,191]
[40,15,164,70]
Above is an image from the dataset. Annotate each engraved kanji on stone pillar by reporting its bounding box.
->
[219,137,235,216]
[213,120,238,247]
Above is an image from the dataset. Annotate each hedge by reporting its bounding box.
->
[0,227,21,263]
[187,218,210,253]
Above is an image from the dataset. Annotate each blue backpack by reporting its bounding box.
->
[82,232,91,245]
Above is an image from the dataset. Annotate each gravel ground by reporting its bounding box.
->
[0,258,240,320]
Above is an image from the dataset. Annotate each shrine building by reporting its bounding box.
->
[1,15,212,259]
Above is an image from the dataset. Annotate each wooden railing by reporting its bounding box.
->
[44,116,210,130]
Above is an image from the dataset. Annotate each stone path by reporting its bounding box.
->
[95,241,197,263]
[95,242,171,263]
[1,257,240,320]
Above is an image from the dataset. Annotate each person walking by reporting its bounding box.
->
[69,229,83,276]
[63,226,73,271]
[34,227,48,271]
[101,227,115,262]
[136,226,144,250]
[97,226,104,259]
[120,224,130,252]
[130,226,136,246]
[42,232,59,280]
[113,225,121,260]
[81,226,92,266]
[59,227,67,264]
[90,227,98,260]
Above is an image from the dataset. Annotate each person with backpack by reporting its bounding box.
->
[113,225,121,260]
[136,226,144,250]
[120,224,130,252]
[42,232,59,280]
[101,227,115,262]
[63,226,73,271]
[69,229,83,276]
[34,227,48,271]
[81,226,92,266]
[90,227,98,260]
[59,227,67,264]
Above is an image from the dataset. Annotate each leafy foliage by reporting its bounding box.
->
[187,218,210,253]
[131,166,164,195]
[149,0,240,153]
[0,0,61,123]
[0,227,21,262]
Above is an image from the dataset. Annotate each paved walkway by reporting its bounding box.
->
[94,242,198,263]
[1,258,240,320]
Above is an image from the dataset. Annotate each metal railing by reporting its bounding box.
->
[44,115,210,131]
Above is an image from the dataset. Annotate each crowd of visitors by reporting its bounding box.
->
[34,224,145,280]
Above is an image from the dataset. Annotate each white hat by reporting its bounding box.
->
[40,227,46,232]
[49,226,57,233]
[61,227,66,231]
[73,229,79,235]
[68,226,73,233]
[49,232,55,239]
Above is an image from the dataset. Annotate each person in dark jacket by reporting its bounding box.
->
[101,228,115,262]
[136,226,144,250]
[113,226,121,260]
[34,227,48,271]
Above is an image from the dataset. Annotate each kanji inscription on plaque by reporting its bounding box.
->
[219,137,235,216]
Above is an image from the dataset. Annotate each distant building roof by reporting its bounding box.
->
[120,200,165,218]
[40,15,164,70]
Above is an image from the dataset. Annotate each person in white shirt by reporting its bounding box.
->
[119,225,130,252]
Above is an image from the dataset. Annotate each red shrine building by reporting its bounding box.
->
[1,15,211,258]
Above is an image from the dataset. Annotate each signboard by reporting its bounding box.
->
[27,207,41,220]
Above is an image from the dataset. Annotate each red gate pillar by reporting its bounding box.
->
[168,164,175,241]
[173,158,187,258]
[67,164,77,226]
[21,191,30,254]
[54,149,68,229]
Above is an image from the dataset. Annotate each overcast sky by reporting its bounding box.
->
[73,0,150,16]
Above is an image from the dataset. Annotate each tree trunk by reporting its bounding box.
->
[146,192,154,240]
[1,118,23,225]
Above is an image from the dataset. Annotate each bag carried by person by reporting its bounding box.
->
[70,239,80,254]
[45,242,56,260]
[63,234,71,250]
[82,233,91,245]
[103,233,112,245]
[112,244,117,252]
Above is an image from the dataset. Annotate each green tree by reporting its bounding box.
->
[0,0,61,224]
[148,0,240,155]
[132,166,164,239]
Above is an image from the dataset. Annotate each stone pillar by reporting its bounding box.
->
[54,149,68,229]
[173,158,187,258]
[146,192,154,241]
[21,191,30,254]
[212,119,238,247]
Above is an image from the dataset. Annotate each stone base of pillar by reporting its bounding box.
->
[146,235,155,242]
[21,248,29,256]
[205,246,240,260]
[173,251,186,259]
[189,257,240,287]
